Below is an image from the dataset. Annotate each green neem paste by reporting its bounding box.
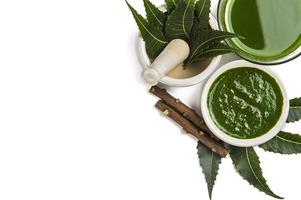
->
[219,0,301,62]
[207,67,284,139]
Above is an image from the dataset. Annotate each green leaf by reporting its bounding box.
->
[230,147,283,199]
[165,0,195,41]
[259,131,301,154]
[191,43,236,61]
[197,142,221,199]
[287,97,301,123]
[143,0,167,29]
[165,0,180,13]
[191,16,210,31]
[195,0,211,21]
[186,29,236,64]
[126,1,168,58]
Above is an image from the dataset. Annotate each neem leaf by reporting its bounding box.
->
[197,142,221,199]
[191,43,236,62]
[287,97,301,123]
[186,29,236,64]
[126,1,168,58]
[191,16,210,32]
[143,0,167,29]
[195,0,211,21]
[259,131,301,154]
[230,147,283,199]
[165,0,180,13]
[165,0,195,41]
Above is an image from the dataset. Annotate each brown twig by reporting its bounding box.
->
[150,86,217,140]
[155,100,230,157]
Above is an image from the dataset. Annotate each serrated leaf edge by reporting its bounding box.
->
[208,152,220,199]
[245,148,268,193]
[188,33,236,62]
[231,147,283,199]
[276,134,301,145]
[126,1,168,45]
[197,143,221,199]
[144,0,164,26]
[259,131,301,155]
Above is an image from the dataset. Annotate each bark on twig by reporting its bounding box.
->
[150,86,218,140]
[155,100,230,157]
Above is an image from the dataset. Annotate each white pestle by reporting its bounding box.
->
[142,39,190,85]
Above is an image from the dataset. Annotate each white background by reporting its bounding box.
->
[0,0,300,199]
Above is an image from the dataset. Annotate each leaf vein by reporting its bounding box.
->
[276,135,301,145]
[182,0,192,37]
[132,11,167,44]
[145,0,163,26]
[246,148,267,192]
[290,106,301,109]
[197,0,207,19]
[190,34,234,58]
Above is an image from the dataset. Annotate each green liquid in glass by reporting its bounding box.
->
[219,0,301,63]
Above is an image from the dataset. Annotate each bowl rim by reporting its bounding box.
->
[217,0,301,66]
[201,60,289,147]
[137,13,222,87]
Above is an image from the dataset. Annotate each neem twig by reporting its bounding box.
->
[150,86,217,140]
[155,100,230,157]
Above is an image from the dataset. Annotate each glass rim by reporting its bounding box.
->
[217,0,301,66]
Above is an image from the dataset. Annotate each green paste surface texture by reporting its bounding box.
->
[219,0,301,62]
[208,67,284,139]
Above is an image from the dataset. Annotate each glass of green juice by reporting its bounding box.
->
[218,0,301,65]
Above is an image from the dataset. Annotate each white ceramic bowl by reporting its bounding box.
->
[137,13,222,87]
[201,60,289,147]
